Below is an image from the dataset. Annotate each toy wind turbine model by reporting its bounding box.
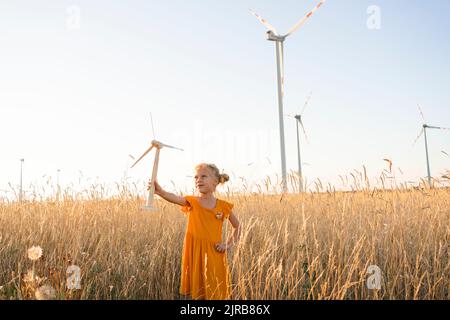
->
[131,116,183,211]
[413,105,450,188]
[250,0,326,192]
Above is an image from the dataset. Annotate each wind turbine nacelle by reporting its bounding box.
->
[151,140,165,149]
[266,30,283,41]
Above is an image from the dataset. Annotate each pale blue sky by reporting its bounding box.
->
[1,0,449,197]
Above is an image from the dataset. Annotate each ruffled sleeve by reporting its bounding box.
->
[180,195,196,215]
[221,200,234,220]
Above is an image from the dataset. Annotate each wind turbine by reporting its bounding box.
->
[131,115,183,211]
[286,92,312,193]
[122,154,135,182]
[56,169,61,202]
[413,105,450,187]
[19,158,24,202]
[250,0,326,192]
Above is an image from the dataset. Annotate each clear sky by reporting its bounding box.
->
[1,0,449,198]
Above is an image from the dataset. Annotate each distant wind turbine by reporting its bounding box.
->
[250,0,326,192]
[19,158,24,202]
[286,91,313,192]
[413,105,450,187]
[56,169,61,202]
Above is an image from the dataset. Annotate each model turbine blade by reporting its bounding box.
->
[159,142,184,151]
[130,145,154,168]
[150,112,156,140]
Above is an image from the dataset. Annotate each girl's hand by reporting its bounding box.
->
[214,243,229,253]
[147,179,163,195]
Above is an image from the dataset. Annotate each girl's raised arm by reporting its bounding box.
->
[148,180,187,206]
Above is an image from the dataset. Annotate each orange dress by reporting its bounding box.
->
[179,195,234,300]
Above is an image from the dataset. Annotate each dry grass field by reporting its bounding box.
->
[0,177,449,300]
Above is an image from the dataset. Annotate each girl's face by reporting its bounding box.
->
[194,167,218,194]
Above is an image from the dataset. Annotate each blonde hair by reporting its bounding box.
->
[195,163,230,185]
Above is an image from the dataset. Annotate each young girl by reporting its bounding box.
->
[149,163,241,300]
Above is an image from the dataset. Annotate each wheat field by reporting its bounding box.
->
[0,176,449,300]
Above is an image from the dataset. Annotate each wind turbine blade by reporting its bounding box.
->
[159,142,184,151]
[413,128,424,145]
[285,0,326,37]
[130,145,154,168]
[298,118,309,144]
[150,112,156,140]
[250,10,278,35]
[300,91,313,115]
[417,104,426,123]
[429,125,450,131]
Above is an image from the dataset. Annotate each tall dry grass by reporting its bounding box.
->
[0,173,448,300]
